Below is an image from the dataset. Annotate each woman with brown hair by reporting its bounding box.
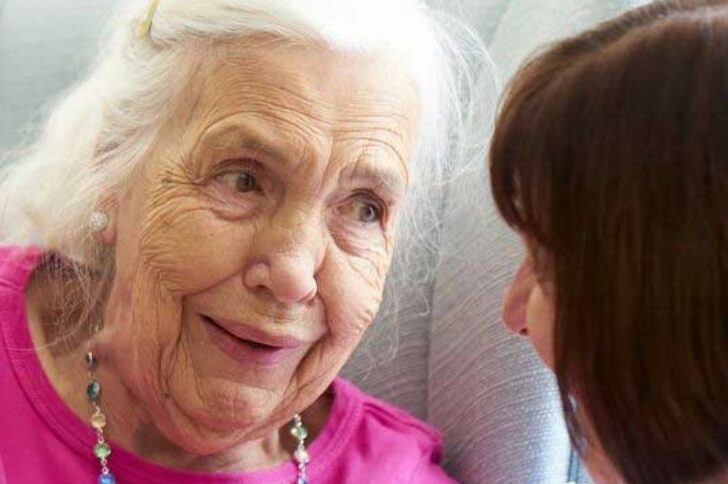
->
[493,1,728,483]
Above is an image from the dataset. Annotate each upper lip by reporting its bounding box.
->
[201,314,305,349]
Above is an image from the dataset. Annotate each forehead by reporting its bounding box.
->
[180,38,420,167]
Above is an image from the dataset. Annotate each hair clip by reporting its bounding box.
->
[136,0,161,39]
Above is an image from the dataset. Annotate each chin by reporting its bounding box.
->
[583,449,624,484]
[152,392,269,455]
[175,366,310,436]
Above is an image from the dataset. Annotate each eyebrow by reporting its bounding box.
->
[198,117,303,165]
[197,117,408,194]
[348,162,408,197]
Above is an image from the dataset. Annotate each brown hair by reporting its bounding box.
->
[490,1,728,483]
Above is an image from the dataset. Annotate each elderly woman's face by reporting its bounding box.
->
[101,41,418,451]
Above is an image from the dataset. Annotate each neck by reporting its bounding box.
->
[34,323,306,472]
[93,359,296,471]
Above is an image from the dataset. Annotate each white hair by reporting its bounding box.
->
[0,0,493,347]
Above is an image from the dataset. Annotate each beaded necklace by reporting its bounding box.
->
[84,350,311,484]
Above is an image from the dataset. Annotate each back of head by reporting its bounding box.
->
[490,1,728,483]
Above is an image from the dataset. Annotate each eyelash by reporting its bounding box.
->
[215,170,260,194]
[213,159,264,195]
[211,160,388,225]
[341,192,386,225]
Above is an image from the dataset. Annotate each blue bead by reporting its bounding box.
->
[86,380,101,401]
[98,473,116,484]
[296,478,308,484]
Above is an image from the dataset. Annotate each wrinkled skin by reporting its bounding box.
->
[75,40,418,468]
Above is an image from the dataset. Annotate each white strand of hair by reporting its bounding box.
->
[0,0,495,358]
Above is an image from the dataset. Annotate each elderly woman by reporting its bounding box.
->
[0,0,483,482]
[493,1,728,483]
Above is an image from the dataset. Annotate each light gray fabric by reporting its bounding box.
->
[429,169,572,484]
[0,1,647,483]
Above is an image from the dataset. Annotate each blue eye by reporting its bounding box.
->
[217,171,258,193]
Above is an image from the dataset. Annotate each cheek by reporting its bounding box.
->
[137,198,252,295]
[318,247,391,342]
[110,187,253,374]
[525,285,556,370]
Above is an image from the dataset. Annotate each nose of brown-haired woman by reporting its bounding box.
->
[502,257,533,336]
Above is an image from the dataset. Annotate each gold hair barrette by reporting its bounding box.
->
[136,0,161,39]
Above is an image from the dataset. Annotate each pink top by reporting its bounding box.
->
[0,246,454,484]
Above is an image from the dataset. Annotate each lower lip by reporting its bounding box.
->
[201,317,299,367]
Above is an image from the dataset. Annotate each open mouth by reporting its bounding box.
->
[239,339,277,350]
[200,314,300,366]
[202,316,278,349]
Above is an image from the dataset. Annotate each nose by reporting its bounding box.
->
[502,257,535,336]
[244,213,323,305]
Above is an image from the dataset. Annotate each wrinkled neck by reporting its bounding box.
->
[24,270,299,472]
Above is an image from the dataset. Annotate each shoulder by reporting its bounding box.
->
[328,378,455,483]
[0,245,41,292]
[338,378,442,449]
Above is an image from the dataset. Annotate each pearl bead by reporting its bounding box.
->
[85,352,97,370]
[294,448,310,464]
